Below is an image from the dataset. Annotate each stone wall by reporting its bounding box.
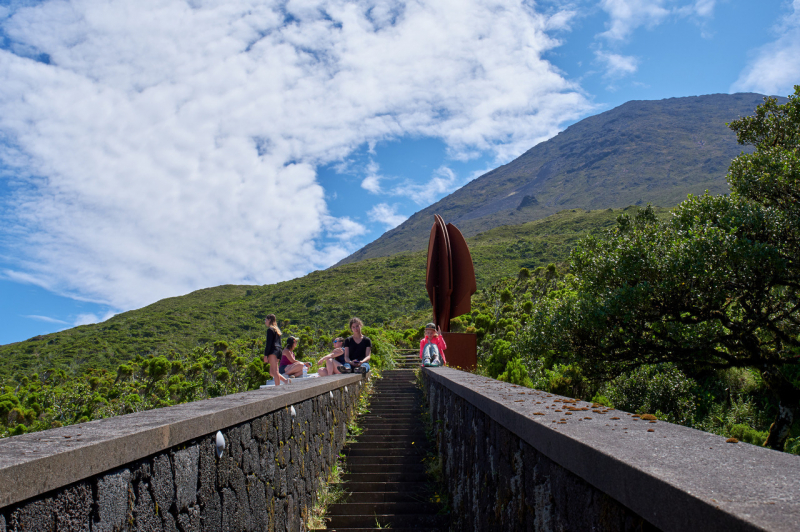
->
[422,368,800,532]
[0,375,364,531]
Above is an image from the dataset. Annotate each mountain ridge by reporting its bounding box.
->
[338,92,774,265]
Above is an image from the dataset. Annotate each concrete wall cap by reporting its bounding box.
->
[423,367,800,532]
[0,374,362,510]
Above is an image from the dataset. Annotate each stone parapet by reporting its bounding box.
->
[0,374,363,531]
[422,368,800,532]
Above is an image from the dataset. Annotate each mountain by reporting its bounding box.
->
[0,207,662,378]
[338,93,772,265]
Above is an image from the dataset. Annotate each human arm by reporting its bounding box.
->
[318,347,343,366]
[360,346,371,364]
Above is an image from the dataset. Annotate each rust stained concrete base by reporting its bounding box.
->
[442,332,477,371]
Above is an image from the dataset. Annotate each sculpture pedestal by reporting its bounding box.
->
[442,332,477,371]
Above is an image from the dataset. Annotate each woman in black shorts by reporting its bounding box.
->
[263,314,289,386]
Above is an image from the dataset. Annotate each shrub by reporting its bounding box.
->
[728,424,768,446]
[498,357,534,388]
[604,364,697,424]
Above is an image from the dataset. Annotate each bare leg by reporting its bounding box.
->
[286,362,304,377]
[268,355,287,386]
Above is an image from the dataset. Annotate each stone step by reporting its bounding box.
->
[322,369,447,531]
[324,513,449,529]
[317,528,442,532]
[345,463,425,474]
[344,456,424,466]
[343,448,426,457]
[334,481,431,493]
[328,502,441,515]
[341,471,428,483]
[353,435,424,444]
[336,491,433,503]
[345,442,419,450]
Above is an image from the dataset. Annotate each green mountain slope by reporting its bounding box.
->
[339,93,772,265]
[0,206,662,379]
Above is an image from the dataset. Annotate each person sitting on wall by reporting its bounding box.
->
[343,317,371,374]
[280,336,311,378]
[420,323,447,367]
[316,337,345,376]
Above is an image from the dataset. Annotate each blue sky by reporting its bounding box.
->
[1,0,798,345]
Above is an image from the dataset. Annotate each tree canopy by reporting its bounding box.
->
[521,87,800,450]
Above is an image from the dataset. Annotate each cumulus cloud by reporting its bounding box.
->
[367,203,408,230]
[595,50,639,78]
[594,0,715,78]
[731,0,800,96]
[74,311,115,327]
[598,0,672,42]
[361,160,384,194]
[391,166,460,205]
[0,0,592,311]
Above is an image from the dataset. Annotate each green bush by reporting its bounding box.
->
[728,424,768,446]
[604,364,697,424]
[785,437,800,455]
[498,357,534,388]
[486,340,514,378]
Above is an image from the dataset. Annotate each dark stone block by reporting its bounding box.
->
[173,446,199,512]
[247,476,268,531]
[0,512,5,532]
[162,510,178,532]
[54,481,92,531]
[176,505,200,532]
[132,480,161,532]
[220,487,246,532]
[251,416,267,443]
[8,496,55,532]
[93,467,132,532]
[152,454,175,520]
[198,489,220,532]
[273,496,286,532]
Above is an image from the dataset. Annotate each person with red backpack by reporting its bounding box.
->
[420,323,447,367]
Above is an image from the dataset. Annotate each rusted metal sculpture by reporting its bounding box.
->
[425,214,477,332]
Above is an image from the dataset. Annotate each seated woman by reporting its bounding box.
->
[280,336,311,378]
[343,317,372,373]
[316,337,345,376]
[420,323,447,367]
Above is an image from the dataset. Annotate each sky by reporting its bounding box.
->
[0,0,798,345]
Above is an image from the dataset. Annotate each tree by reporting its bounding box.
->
[522,88,800,450]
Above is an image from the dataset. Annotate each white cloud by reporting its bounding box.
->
[594,0,715,79]
[391,166,460,205]
[23,315,68,324]
[598,0,671,42]
[599,0,716,42]
[731,0,800,96]
[360,160,384,194]
[367,203,407,230]
[595,50,639,78]
[0,0,593,311]
[74,311,115,327]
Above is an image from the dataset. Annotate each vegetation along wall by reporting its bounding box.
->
[423,368,800,532]
[0,374,363,531]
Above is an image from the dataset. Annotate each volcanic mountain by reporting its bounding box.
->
[338,92,771,265]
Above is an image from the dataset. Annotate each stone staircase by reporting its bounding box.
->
[319,369,448,531]
[394,350,420,370]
